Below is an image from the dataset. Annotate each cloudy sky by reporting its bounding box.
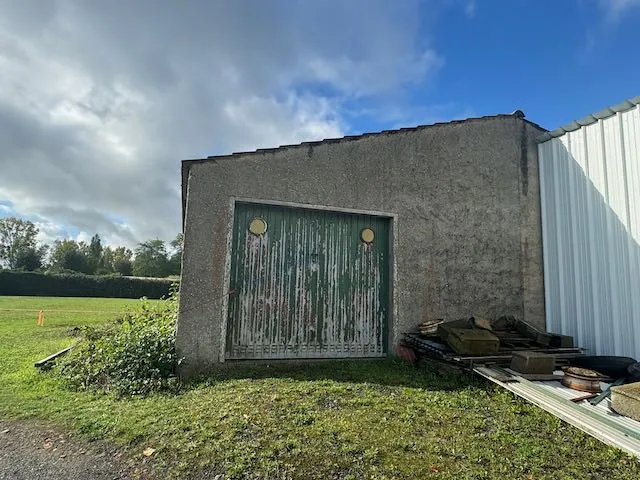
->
[1,0,639,248]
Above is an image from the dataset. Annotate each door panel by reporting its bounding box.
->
[226,203,389,359]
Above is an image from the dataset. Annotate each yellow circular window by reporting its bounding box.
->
[361,228,375,243]
[249,218,268,235]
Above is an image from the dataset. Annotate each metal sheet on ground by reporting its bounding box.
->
[475,367,640,458]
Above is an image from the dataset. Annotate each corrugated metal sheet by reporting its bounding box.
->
[539,101,640,359]
[475,367,640,458]
[226,202,389,360]
[537,96,640,142]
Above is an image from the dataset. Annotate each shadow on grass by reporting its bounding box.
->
[185,357,486,393]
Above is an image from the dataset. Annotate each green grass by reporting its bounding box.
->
[1,296,640,479]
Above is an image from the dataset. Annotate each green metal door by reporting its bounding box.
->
[226,202,390,360]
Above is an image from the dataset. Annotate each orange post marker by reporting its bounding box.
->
[37,310,45,326]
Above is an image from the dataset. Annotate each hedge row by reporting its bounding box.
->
[0,271,177,299]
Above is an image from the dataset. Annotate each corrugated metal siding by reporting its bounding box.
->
[539,103,640,359]
[226,202,390,359]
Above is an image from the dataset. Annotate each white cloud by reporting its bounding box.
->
[0,0,441,248]
[34,220,71,246]
[222,94,346,154]
[465,0,477,18]
[306,49,442,98]
[601,0,640,19]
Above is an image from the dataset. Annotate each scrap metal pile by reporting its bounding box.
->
[403,316,640,426]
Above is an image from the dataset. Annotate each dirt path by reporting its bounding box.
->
[0,420,151,480]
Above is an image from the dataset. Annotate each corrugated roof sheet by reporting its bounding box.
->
[538,96,640,143]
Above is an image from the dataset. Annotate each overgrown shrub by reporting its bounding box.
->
[56,289,181,396]
[0,270,175,299]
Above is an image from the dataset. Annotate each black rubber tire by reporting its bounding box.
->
[569,356,637,379]
[627,362,640,382]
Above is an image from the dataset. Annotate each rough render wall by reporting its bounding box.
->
[520,123,546,329]
[177,116,546,373]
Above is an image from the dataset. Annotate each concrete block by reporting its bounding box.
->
[510,351,555,374]
[611,382,640,421]
[445,328,500,355]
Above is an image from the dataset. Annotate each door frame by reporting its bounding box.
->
[220,197,398,362]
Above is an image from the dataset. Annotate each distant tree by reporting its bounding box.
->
[14,245,48,271]
[95,246,114,275]
[133,239,168,277]
[49,239,92,274]
[170,233,183,252]
[0,217,43,270]
[167,233,183,276]
[112,246,134,276]
[87,234,103,274]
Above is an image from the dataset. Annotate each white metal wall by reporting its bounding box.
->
[539,100,640,359]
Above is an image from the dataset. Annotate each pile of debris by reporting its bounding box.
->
[403,316,640,453]
[404,315,581,370]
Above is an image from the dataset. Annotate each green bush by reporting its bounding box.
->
[0,271,175,299]
[56,289,181,395]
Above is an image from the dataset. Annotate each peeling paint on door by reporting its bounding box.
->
[226,203,390,359]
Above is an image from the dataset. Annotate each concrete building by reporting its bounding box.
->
[177,112,546,374]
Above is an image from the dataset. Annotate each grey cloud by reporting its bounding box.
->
[36,205,139,245]
[0,0,439,247]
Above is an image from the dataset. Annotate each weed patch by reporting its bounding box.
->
[55,290,180,395]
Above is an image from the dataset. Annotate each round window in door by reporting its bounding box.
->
[249,218,268,235]
[361,227,375,243]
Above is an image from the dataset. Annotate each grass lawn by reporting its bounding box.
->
[1,296,640,479]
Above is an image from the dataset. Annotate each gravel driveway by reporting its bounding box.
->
[0,420,150,480]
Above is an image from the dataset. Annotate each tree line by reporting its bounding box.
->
[0,217,182,278]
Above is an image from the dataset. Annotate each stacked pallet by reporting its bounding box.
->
[404,315,581,367]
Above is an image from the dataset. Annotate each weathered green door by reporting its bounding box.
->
[226,203,390,360]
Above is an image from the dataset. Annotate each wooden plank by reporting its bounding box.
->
[451,351,582,363]
[570,393,599,403]
[34,345,74,369]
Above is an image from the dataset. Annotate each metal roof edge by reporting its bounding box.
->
[537,96,640,143]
